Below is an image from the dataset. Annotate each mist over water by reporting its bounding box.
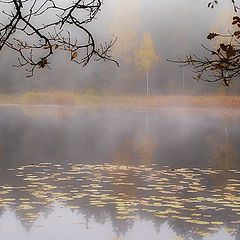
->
[0,106,239,169]
[0,107,240,239]
[1,0,240,239]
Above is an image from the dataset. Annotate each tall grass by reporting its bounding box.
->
[0,91,239,108]
[104,95,240,108]
[20,90,103,105]
[21,91,79,105]
[0,93,18,104]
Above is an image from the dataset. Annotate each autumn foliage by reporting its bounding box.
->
[175,2,240,86]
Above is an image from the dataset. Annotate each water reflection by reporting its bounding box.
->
[1,163,240,239]
[0,106,240,239]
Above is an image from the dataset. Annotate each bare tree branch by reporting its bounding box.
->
[169,1,240,86]
[0,0,118,77]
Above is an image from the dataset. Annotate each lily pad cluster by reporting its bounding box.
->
[1,163,240,238]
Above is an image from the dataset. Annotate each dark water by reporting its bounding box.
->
[0,106,240,240]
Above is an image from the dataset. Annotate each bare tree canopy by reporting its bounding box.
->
[172,0,240,86]
[0,0,117,77]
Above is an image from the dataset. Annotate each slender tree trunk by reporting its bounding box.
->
[146,108,149,132]
[182,68,185,93]
[225,123,229,170]
[146,71,149,95]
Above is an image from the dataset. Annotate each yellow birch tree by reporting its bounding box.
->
[134,33,159,95]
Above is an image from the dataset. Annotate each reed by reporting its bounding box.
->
[0,91,240,108]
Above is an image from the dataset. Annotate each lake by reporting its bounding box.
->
[0,106,240,240]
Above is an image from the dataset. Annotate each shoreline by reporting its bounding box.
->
[0,94,240,111]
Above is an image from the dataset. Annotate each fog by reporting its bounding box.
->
[0,0,236,94]
[0,106,240,240]
[0,106,239,169]
[1,2,240,239]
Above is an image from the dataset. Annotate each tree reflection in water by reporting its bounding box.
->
[0,163,240,239]
[0,107,240,239]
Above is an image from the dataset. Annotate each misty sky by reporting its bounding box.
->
[0,0,235,94]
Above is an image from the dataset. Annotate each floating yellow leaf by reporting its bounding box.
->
[211,221,224,225]
[194,231,212,236]
[224,228,236,232]
[186,220,209,225]
[207,227,219,231]
[155,215,167,218]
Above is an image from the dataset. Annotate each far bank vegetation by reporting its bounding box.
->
[0,91,240,109]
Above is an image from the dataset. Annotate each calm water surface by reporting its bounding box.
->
[0,106,240,240]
